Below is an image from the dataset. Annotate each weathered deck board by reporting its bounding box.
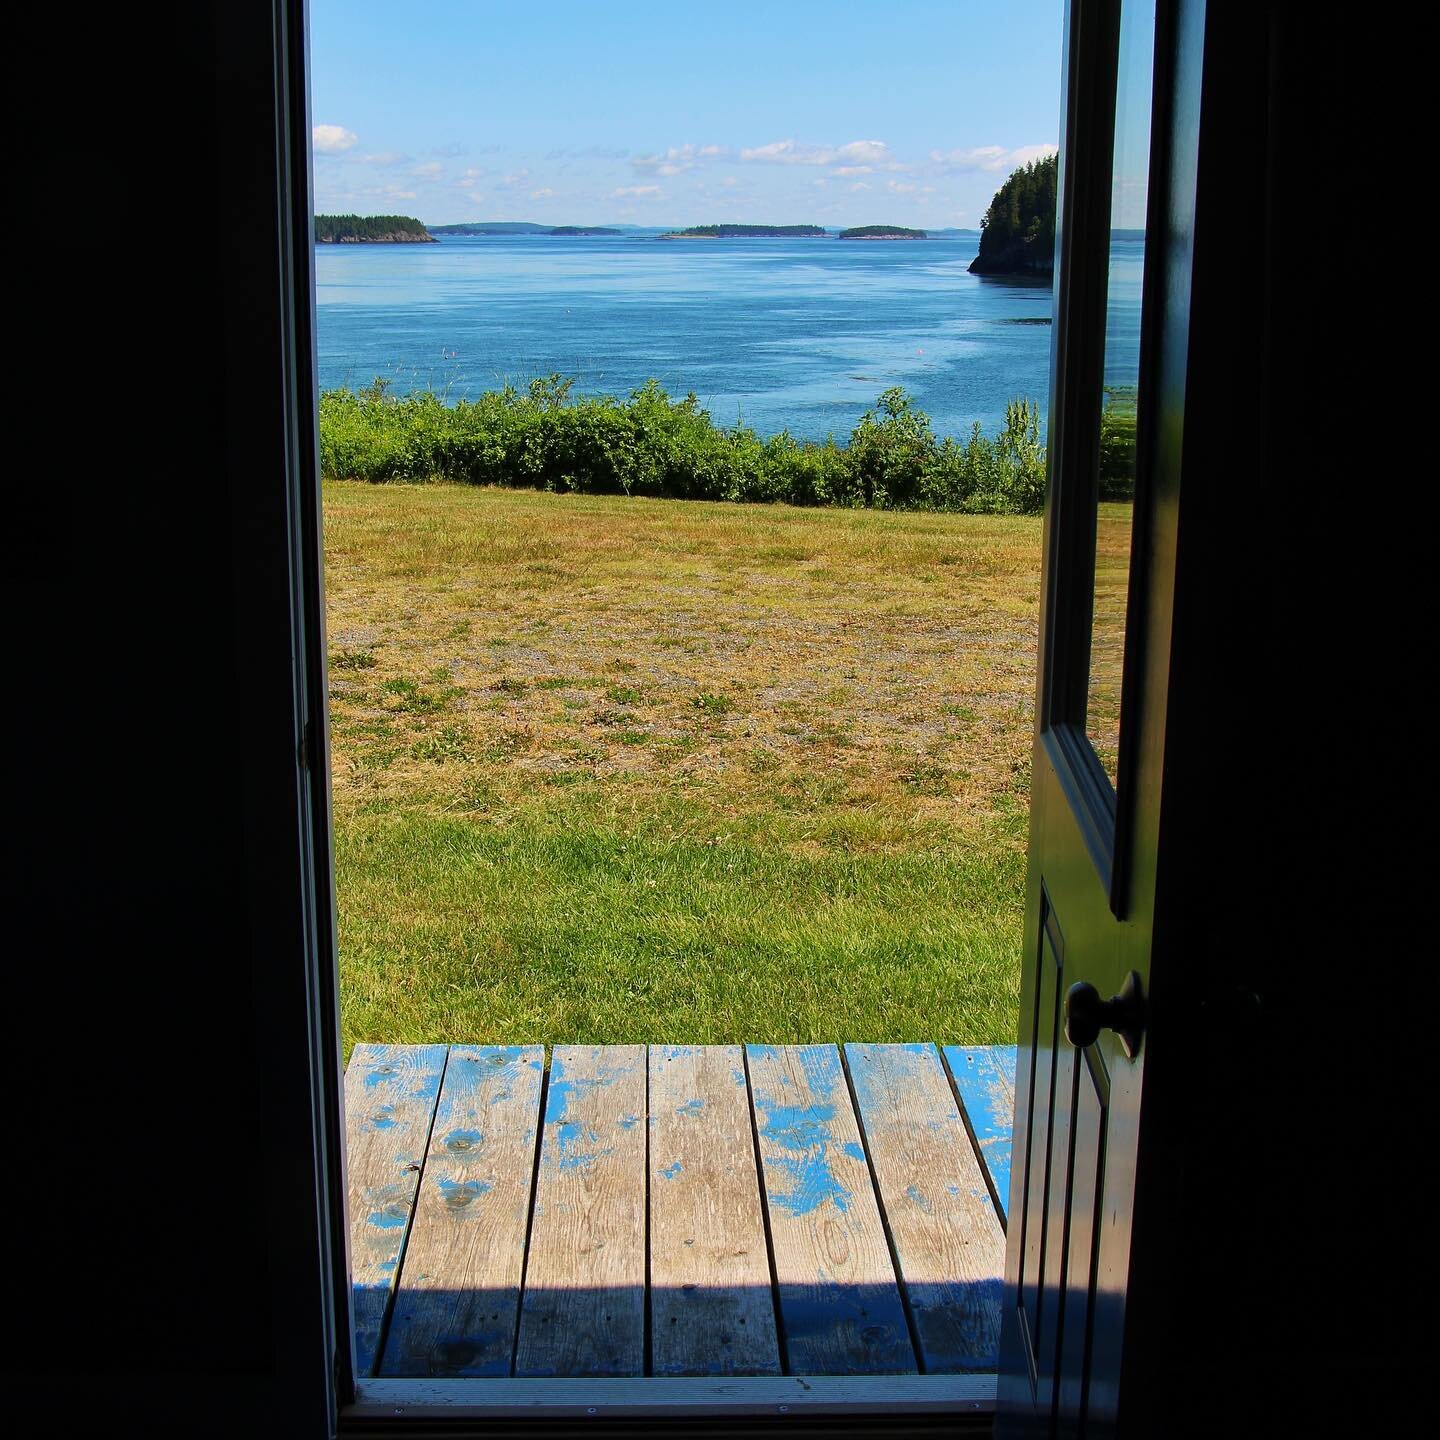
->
[380,1045,545,1377]
[344,1043,450,1376]
[513,1045,648,1378]
[347,1039,1016,1381]
[846,1044,1006,1372]
[745,1044,915,1375]
[648,1045,781,1377]
[942,1046,1017,1224]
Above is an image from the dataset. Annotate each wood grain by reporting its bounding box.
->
[380,1045,545,1377]
[846,1044,1006,1371]
[745,1044,915,1375]
[648,1045,781,1376]
[942,1045,1017,1224]
[343,1043,449,1376]
[513,1045,647,1377]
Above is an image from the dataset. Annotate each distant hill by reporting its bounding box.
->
[659,224,826,239]
[839,225,927,240]
[427,222,626,236]
[314,214,435,243]
[969,155,1057,277]
[426,221,552,235]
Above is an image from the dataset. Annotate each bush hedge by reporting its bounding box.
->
[319,375,1126,515]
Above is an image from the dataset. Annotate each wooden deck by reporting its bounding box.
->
[344,1043,1015,1383]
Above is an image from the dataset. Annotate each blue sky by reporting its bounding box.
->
[310,0,1063,228]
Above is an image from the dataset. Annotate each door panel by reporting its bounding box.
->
[1057,1048,1107,1425]
[998,0,1203,1433]
[1016,906,1061,1383]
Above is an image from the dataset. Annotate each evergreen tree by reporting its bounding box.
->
[973,155,1058,274]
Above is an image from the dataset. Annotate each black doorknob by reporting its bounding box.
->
[1064,971,1145,1059]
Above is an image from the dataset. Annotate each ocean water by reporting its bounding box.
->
[315,233,1134,443]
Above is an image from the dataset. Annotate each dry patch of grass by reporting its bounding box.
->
[324,482,1044,1052]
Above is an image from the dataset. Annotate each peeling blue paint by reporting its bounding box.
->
[437,1176,492,1209]
[841,1141,866,1163]
[544,1077,577,1125]
[363,1066,397,1089]
[660,1160,682,1180]
[731,1068,747,1088]
[755,1097,852,1217]
[676,1097,704,1119]
[556,1144,613,1172]
[758,1100,834,1148]
[367,1207,408,1230]
[798,1046,840,1099]
[442,1127,483,1153]
[943,1044,1016,1224]
[768,1153,850,1216]
[618,1113,639,1130]
[904,1183,932,1213]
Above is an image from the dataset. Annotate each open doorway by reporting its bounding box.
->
[307,0,1079,1415]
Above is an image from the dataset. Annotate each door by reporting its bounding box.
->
[998,0,1202,1433]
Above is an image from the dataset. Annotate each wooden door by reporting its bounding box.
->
[997,0,1203,1433]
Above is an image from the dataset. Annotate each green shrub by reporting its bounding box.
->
[318,374,1056,515]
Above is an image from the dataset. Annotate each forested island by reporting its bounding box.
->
[549,226,621,236]
[968,154,1057,277]
[427,221,550,235]
[314,214,435,243]
[839,225,927,240]
[659,224,826,239]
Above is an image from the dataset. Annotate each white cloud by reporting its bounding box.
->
[633,144,729,176]
[530,187,555,199]
[611,184,661,198]
[929,142,1058,174]
[832,165,873,177]
[741,138,898,168]
[835,140,891,165]
[412,161,444,178]
[313,124,358,154]
[886,179,917,194]
[497,170,532,189]
[360,151,409,168]
[721,176,738,187]
[849,182,870,192]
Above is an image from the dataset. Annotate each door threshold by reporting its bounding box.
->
[349,1374,996,1420]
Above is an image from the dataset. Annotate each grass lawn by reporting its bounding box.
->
[324,482,1047,1057]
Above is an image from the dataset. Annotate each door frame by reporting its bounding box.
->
[1002,0,1203,1428]
[270,0,1175,1432]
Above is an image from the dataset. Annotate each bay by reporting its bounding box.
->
[315,233,1131,444]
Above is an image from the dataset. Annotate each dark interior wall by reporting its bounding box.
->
[8,3,335,1432]
[1123,7,1419,1433]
